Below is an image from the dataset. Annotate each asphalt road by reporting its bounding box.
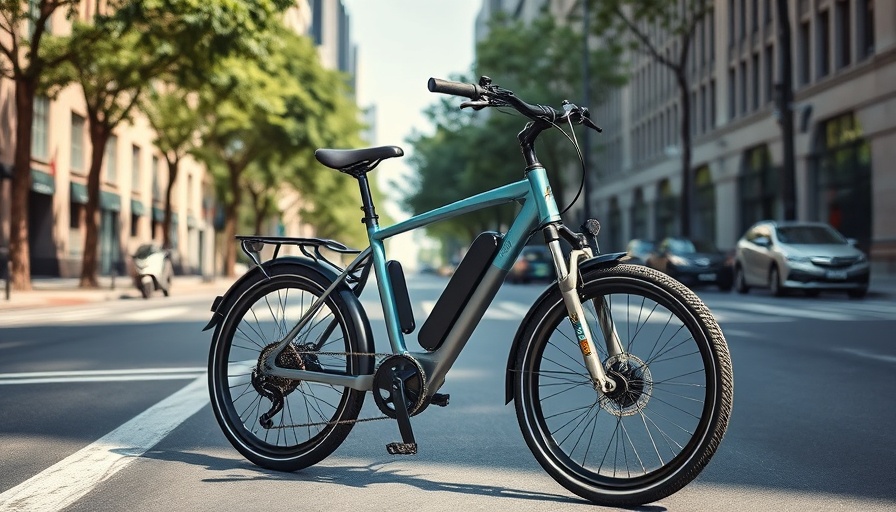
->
[1,273,894,511]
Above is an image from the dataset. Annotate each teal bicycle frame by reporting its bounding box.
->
[261,164,564,394]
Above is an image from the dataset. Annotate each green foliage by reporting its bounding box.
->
[403,12,624,244]
[196,25,369,250]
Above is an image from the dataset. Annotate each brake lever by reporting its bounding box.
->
[583,116,603,133]
[460,100,489,110]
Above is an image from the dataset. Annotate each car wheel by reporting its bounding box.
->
[769,265,785,297]
[734,265,750,294]
[847,287,868,299]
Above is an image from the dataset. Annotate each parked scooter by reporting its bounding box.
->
[131,243,173,299]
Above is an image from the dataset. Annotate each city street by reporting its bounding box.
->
[0,272,894,511]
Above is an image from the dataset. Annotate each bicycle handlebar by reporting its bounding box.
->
[427,76,600,132]
[427,78,485,100]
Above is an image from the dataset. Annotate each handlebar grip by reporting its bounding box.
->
[428,78,482,99]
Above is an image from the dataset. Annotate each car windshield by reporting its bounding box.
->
[776,225,846,245]
[667,239,717,254]
[522,248,550,262]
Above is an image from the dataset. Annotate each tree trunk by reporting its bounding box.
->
[163,157,179,249]
[676,69,693,239]
[80,122,110,288]
[222,162,242,277]
[8,78,37,291]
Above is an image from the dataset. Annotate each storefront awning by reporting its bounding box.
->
[70,182,88,204]
[152,206,178,224]
[131,199,146,216]
[100,191,121,211]
[31,169,55,195]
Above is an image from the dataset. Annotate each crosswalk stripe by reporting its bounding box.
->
[0,376,207,512]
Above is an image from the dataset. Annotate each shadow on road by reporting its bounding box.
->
[141,448,666,511]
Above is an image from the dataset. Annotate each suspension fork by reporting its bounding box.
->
[547,239,624,394]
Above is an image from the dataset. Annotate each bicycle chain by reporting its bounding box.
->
[261,349,407,430]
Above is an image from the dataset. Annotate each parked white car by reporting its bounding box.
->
[734,221,870,298]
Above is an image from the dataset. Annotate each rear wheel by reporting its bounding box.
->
[512,264,733,507]
[208,265,366,471]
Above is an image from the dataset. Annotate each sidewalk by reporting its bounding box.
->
[0,274,231,311]
[1,271,894,311]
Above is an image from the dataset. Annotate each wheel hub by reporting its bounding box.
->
[253,342,321,398]
[599,354,653,417]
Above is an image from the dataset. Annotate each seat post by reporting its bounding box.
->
[356,174,379,229]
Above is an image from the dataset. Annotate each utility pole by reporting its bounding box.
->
[776,0,797,220]
[582,0,592,222]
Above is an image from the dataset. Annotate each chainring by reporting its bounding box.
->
[372,354,428,419]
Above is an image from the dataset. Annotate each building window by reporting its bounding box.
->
[655,180,678,240]
[817,9,830,79]
[70,113,85,173]
[32,96,49,160]
[105,135,118,184]
[631,189,648,240]
[857,0,875,59]
[728,0,736,47]
[740,60,747,115]
[710,79,716,128]
[607,197,622,252]
[728,67,736,120]
[739,145,780,232]
[798,21,811,86]
[764,44,774,105]
[695,166,716,241]
[131,145,141,191]
[751,53,760,111]
[836,0,851,69]
[811,113,872,249]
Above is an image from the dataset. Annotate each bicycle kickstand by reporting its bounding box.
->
[386,374,417,455]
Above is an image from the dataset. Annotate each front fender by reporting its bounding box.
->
[504,252,626,404]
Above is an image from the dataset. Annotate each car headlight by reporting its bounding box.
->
[857,253,867,263]
[668,254,690,266]
[786,254,810,263]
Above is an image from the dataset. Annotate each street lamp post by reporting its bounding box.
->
[582,0,592,223]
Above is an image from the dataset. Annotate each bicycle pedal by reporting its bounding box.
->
[386,442,417,455]
[430,393,450,407]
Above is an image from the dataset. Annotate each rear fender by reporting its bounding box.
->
[504,252,626,404]
[202,257,375,373]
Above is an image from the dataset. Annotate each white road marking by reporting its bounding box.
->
[834,347,896,365]
[118,306,190,322]
[0,367,206,386]
[0,375,208,512]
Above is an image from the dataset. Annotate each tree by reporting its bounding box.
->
[61,0,292,287]
[0,0,82,290]
[141,86,201,249]
[403,12,622,244]
[196,27,364,276]
[590,0,713,238]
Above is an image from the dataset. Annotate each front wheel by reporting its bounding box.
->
[208,265,367,472]
[512,264,733,507]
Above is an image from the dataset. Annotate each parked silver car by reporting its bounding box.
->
[734,220,870,298]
